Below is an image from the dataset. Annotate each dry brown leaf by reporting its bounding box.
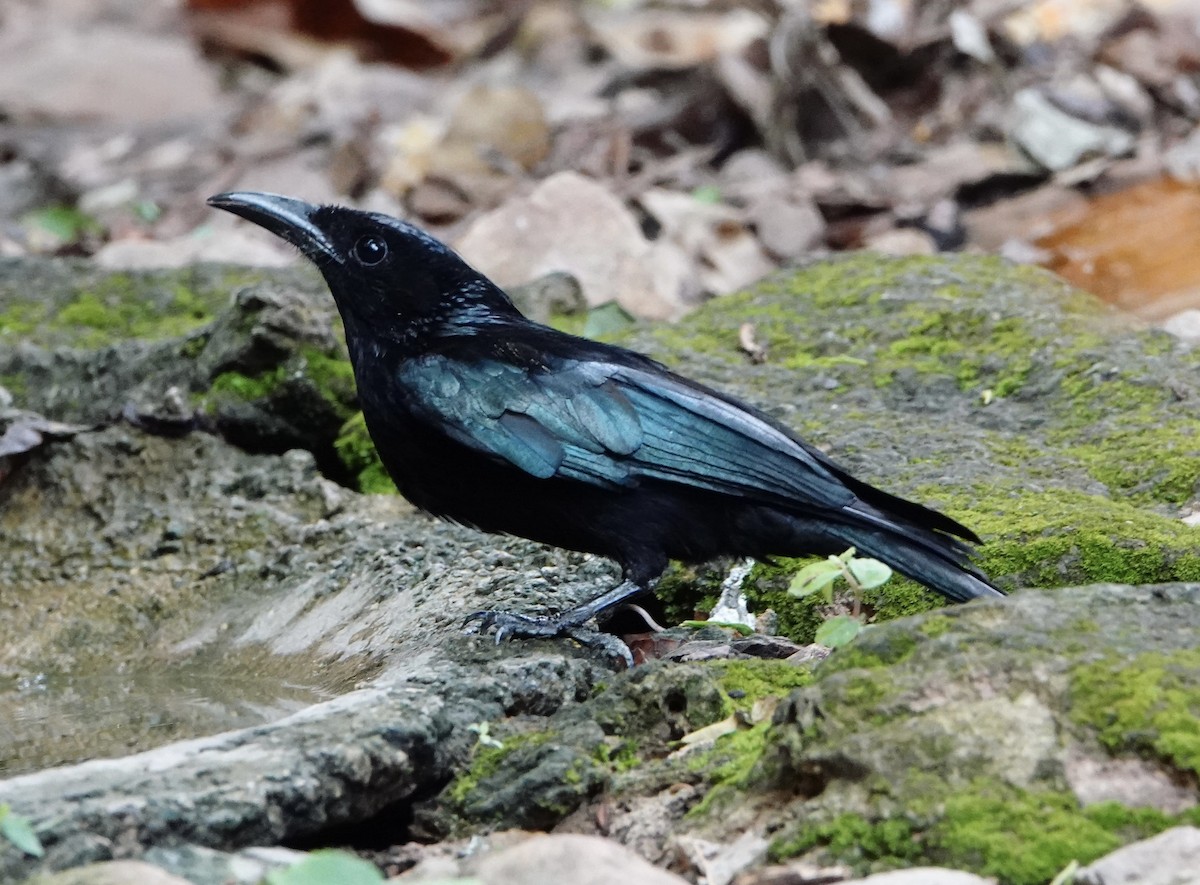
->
[738,323,768,364]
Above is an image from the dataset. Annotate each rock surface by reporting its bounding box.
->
[1076,826,1200,885]
[1,253,1199,884]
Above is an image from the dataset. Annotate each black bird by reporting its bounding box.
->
[208,192,1003,653]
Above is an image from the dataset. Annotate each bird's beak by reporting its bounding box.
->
[206,191,342,264]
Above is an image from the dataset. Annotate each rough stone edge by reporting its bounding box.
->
[0,653,599,881]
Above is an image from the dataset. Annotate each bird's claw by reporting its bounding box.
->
[463,610,561,642]
[463,610,633,667]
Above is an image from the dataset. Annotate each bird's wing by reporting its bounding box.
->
[607,364,855,506]
[398,355,855,508]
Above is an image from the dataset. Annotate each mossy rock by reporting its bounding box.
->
[616,254,1200,640]
[0,259,259,350]
[430,658,806,835]
[4,252,1198,580]
[0,258,366,481]
[742,585,1200,884]
[427,586,1200,884]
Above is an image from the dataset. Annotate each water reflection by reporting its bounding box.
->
[0,647,369,776]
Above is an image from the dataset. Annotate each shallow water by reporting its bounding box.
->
[0,645,373,776]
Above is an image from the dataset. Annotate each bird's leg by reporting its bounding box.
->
[464,578,649,665]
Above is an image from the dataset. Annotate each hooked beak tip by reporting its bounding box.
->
[206,191,341,264]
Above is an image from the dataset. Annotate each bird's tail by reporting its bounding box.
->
[831,511,1003,604]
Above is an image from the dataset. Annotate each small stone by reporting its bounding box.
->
[1077,826,1200,885]
[748,193,825,260]
[456,172,688,320]
[1010,87,1135,171]
[865,227,937,256]
[471,834,690,885]
[1161,309,1200,343]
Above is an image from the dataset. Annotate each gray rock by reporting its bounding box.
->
[470,834,690,885]
[1010,88,1135,170]
[0,649,602,882]
[1161,308,1200,343]
[747,193,826,260]
[1077,827,1200,885]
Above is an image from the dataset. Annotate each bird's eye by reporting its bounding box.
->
[353,235,388,266]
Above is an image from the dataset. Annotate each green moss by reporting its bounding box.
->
[446,731,553,806]
[334,413,396,494]
[443,727,607,829]
[839,673,889,710]
[923,487,1200,588]
[1082,801,1193,840]
[779,352,869,373]
[770,812,922,867]
[0,301,44,337]
[769,786,1167,885]
[818,629,919,672]
[713,659,813,711]
[677,663,817,819]
[0,373,27,398]
[178,334,208,359]
[1070,649,1200,776]
[931,787,1121,885]
[652,560,730,626]
[224,345,359,421]
[640,256,1061,401]
[593,738,641,773]
[686,721,773,817]
[58,292,124,329]
[1070,424,1200,505]
[0,264,268,351]
[210,366,287,401]
[1041,346,1200,505]
[918,615,953,638]
[298,346,357,419]
[53,278,219,347]
[866,576,945,622]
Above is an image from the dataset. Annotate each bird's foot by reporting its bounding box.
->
[464,610,633,667]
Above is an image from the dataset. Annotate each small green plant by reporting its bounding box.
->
[468,721,504,750]
[787,548,893,647]
[0,803,43,858]
[581,302,635,339]
[22,204,102,245]
[265,849,384,885]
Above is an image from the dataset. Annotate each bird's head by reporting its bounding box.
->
[207,191,519,348]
